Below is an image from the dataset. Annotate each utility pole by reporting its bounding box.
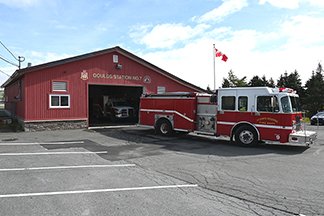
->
[18,56,25,70]
[0,40,25,70]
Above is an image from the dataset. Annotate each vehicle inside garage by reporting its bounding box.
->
[88,85,143,127]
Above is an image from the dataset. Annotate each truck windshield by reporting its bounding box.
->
[281,96,302,113]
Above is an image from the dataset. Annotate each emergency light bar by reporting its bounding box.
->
[277,87,296,94]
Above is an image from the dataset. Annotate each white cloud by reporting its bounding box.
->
[0,0,40,8]
[0,50,77,85]
[258,0,300,9]
[195,0,248,23]
[28,51,72,65]
[131,23,210,49]
[307,0,324,7]
[136,13,324,89]
[0,66,14,83]
[280,15,324,47]
[139,40,219,89]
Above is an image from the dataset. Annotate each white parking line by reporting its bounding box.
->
[0,164,136,172]
[0,184,198,198]
[0,141,84,146]
[0,151,108,156]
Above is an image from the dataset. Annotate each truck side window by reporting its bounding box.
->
[257,96,279,112]
[221,96,235,110]
[238,96,248,111]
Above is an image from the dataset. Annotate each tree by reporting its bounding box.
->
[248,75,264,87]
[277,70,302,90]
[268,77,275,87]
[304,63,324,116]
[248,75,274,87]
[277,71,289,88]
[222,70,248,87]
[206,86,213,93]
[277,70,304,98]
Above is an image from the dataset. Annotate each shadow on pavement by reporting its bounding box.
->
[40,127,309,161]
[35,126,310,162]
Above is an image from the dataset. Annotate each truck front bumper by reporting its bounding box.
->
[289,130,317,145]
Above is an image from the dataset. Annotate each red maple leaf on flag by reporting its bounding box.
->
[216,51,223,57]
[215,47,228,62]
[221,54,228,62]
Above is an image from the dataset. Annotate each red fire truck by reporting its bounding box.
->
[139,87,317,146]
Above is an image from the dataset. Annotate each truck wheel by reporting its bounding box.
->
[156,119,173,135]
[235,125,258,146]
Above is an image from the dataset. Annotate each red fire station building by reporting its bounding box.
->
[1,46,204,131]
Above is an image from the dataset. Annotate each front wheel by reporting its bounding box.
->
[155,119,173,135]
[234,125,258,146]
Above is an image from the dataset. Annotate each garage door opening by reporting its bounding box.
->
[88,85,143,127]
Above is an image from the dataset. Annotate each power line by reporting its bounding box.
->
[0,69,10,77]
[0,40,19,61]
[0,40,25,69]
[0,55,18,67]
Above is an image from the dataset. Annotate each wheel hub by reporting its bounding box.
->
[239,130,254,144]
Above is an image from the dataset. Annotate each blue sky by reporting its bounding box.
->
[1,0,324,89]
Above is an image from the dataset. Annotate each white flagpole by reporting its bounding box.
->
[213,44,216,90]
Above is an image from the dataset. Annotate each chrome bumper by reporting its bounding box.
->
[289,130,317,145]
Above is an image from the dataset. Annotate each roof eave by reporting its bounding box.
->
[1,46,205,92]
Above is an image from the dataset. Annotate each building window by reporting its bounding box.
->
[52,81,67,92]
[49,94,70,108]
[238,96,248,111]
[221,96,235,110]
[113,55,118,63]
[157,86,166,94]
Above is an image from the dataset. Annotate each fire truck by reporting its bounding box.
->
[139,87,317,146]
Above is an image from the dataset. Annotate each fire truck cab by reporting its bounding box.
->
[139,87,317,146]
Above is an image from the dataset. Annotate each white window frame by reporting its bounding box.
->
[113,54,118,63]
[157,86,166,94]
[52,81,68,92]
[49,94,70,108]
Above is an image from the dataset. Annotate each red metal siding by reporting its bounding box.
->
[21,52,198,121]
[24,63,88,121]
[4,78,25,119]
[217,111,297,143]
[140,97,197,131]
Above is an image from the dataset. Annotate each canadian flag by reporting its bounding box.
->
[221,54,228,62]
[215,48,228,62]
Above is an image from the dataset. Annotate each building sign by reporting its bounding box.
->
[92,73,151,83]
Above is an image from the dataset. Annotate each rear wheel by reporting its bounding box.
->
[155,119,173,135]
[235,125,258,146]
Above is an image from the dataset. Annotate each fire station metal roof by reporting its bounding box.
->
[1,46,205,92]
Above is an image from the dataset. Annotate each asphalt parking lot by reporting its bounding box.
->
[0,125,323,216]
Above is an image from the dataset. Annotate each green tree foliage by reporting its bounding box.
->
[268,78,275,87]
[222,70,248,87]
[277,70,302,91]
[277,70,305,103]
[304,63,324,115]
[248,75,275,87]
[248,75,264,86]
